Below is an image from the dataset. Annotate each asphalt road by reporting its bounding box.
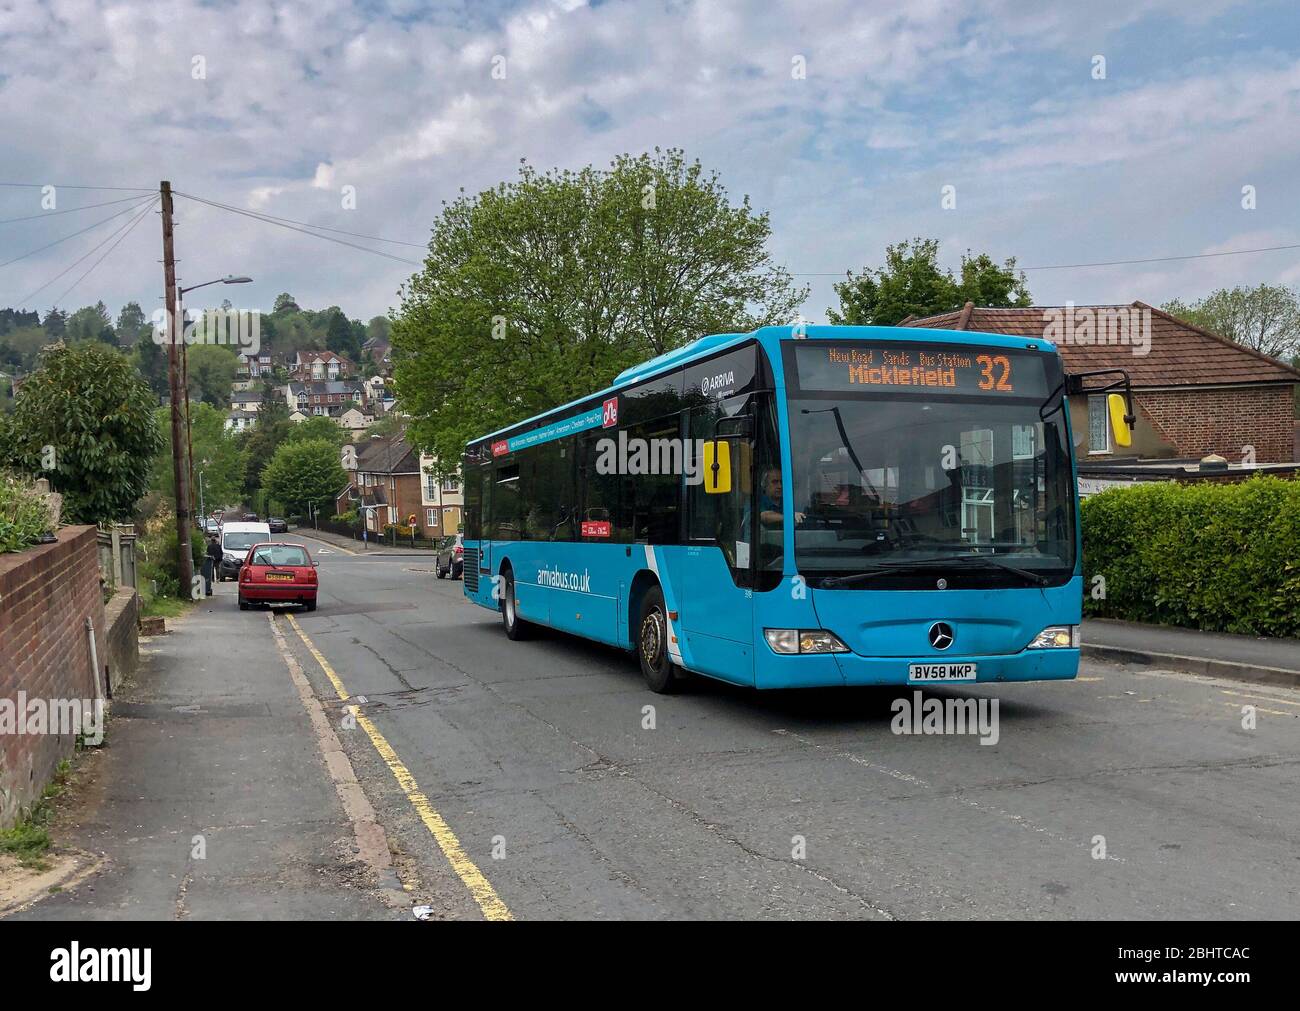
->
[263,533,1300,920]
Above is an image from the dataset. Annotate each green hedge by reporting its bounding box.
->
[0,472,53,554]
[1082,476,1300,637]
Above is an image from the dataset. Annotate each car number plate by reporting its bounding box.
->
[267,572,293,582]
[908,662,977,683]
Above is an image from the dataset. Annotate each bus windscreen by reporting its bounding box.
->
[793,342,1051,399]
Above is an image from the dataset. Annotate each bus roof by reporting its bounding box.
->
[467,323,1058,445]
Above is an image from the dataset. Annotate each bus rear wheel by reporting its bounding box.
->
[501,569,533,641]
[638,586,683,694]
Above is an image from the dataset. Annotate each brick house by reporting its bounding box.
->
[902,301,1300,464]
[286,379,367,419]
[351,436,431,537]
[289,350,351,382]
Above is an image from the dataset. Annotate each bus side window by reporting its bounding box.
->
[579,432,628,543]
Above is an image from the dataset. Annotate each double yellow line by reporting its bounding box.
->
[283,613,512,921]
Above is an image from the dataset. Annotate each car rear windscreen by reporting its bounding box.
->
[249,545,309,566]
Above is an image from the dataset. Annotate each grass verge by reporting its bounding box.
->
[0,759,72,871]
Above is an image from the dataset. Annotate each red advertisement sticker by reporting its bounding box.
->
[491,439,510,457]
[581,520,611,538]
[601,396,619,428]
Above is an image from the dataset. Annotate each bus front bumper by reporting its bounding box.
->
[753,647,1079,690]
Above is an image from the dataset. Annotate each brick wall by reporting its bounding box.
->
[104,585,140,695]
[1137,385,1295,463]
[0,526,106,828]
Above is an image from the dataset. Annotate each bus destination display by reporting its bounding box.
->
[794,343,1049,398]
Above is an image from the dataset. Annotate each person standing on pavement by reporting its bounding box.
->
[203,534,222,595]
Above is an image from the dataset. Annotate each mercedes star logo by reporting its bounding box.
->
[928,622,954,650]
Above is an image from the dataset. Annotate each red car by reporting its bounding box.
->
[238,542,318,611]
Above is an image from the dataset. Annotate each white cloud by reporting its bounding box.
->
[0,0,1296,323]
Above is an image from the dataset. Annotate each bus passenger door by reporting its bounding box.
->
[676,399,755,685]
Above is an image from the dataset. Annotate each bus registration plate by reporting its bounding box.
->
[908,663,977,683]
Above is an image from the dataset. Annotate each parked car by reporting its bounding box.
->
[241,513,260,522]
[435,533,463,580]
[202,517,221,535]
[238,542,318,612]
[218,522,271,580]
[268,517,288,533]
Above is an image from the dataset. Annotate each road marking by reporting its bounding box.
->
[294,532,358,556]
[1222,701,1293,717]
[283,612,513,921]
[1220,689,1300,708]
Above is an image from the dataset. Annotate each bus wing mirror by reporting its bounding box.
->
[702,440,732,494]
[1107,393,1133,447]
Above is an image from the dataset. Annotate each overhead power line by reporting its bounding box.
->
[176,191,425,247]
[0,195,157,270]
[174,191,422,266]
[49,198,159,308]
[14,198,158,307]
[0,193,153,225]
[0,182,155,193]
[794,241,1300,276]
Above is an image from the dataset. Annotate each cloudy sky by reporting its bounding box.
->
[2,0,1299,325]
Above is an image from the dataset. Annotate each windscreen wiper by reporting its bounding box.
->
[819,554,1049,588]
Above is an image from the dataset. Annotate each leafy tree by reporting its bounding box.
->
[184,343,238,407]
[362,413,404,440]
[42,308,67,338]
[241,394,292,499]
[262,438,346,516]
[116,301,149,346]
[150,402,247,510]
[66,302,115,344]
[827,238,1030,326]
[0,309,41,337]
[273,292,301,314]
[1,343,162,523]
[283,413,348,448]
[325,307,360,360]
[1162,284,1300,361]
[392,148,806,468]
[365,316,391,343]
[132,336,170,399]
[0,324,49,371]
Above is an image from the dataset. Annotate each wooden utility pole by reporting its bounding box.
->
[161,181,194,593]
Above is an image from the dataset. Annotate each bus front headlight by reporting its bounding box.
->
[1028,625,1079,649]
[764,629,849,654]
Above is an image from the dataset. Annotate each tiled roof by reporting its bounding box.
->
[356,436,418,474]
[900,301,1300,388]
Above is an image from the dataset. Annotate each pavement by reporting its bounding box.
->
[11,537,1300,920]
[291,524,434,556]
[1083,619,1300,687]
[7,584,407,921]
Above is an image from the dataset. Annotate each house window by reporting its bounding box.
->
[426,508,436,527]
[1087,396,1110,454]
[425,475,438,499]
[441,478,460,493]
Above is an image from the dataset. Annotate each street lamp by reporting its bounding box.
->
[176,275,253,518]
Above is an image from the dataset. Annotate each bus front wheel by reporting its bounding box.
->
[638,586,683,694]
[501,569,533,641]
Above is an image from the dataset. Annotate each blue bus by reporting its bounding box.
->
[462,324,1112,693]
